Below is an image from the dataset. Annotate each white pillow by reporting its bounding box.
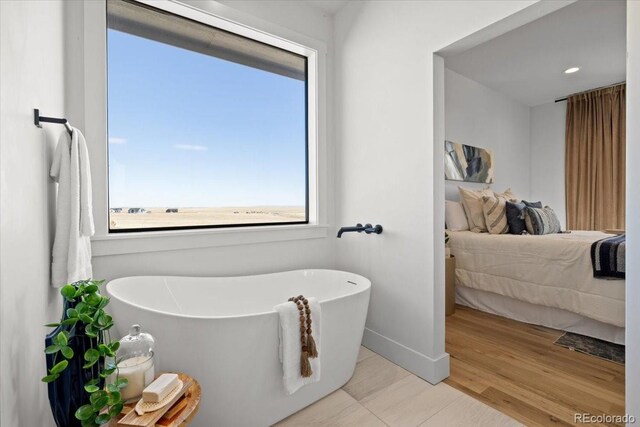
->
[494,187,518,201]
[445,200,470,231]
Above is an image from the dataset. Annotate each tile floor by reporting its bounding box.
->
[276,346,521,426]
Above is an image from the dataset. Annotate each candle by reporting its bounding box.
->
[116,355,155,401]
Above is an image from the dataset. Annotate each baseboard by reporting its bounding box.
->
[362,327,450,384]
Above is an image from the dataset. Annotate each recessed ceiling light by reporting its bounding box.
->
[564,67,580,74]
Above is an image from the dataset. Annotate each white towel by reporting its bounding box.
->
[274,297,321,395]
[50,128,94,287]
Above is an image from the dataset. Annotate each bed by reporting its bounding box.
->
[448,230,625,344]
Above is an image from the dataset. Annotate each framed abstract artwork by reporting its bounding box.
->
[444,140,494,184]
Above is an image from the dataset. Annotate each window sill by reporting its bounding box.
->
[91,224,330,256]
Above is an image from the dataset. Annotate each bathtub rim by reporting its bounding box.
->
[105,269,371,321]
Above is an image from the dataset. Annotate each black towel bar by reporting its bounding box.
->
[34,109,73,135]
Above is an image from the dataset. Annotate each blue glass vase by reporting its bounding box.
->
[45,299,104,427]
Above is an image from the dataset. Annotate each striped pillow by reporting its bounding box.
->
[524,206,561,235]
[481,195,509,234]
[459,187,493,233]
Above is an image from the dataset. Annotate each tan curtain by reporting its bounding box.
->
[565,84,625,230]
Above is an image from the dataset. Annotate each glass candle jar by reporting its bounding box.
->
[115,325,155,401]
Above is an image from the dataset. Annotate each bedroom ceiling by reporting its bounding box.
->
[444,0,626,107]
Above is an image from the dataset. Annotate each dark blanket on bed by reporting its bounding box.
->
[591,234,625,279]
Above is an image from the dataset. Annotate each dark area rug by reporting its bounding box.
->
[554,332,625,365]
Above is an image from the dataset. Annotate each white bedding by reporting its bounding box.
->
[448,231,625,327]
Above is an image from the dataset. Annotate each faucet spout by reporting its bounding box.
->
[337,223,364,238]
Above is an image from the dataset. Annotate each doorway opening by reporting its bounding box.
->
[435,1,628,424]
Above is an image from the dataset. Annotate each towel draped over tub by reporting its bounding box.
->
[274,297,321,395]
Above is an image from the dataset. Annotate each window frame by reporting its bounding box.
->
[79,0,328,255]
[106,0,314,234]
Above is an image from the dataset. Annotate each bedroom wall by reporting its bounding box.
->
[334,0,538,383]
[444,68,531,202]
[529,101,567,227]
[0,1,64,426]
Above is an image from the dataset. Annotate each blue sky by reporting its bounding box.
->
[107,29,306,208]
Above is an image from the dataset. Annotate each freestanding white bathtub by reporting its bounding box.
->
[106,269,371,427]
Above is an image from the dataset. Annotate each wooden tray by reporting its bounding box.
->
[107,373,201,427]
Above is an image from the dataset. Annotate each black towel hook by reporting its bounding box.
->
[34,109,73,136]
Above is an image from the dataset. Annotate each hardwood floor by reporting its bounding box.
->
[276,306,624,426]
[276,346,519,426]
[445,305,625,426]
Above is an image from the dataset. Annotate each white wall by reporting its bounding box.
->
[445,70,568,228]
[626,0,640,420]
[334,0,537,383]
[216,0,334,43]
[0,1,65,426]
[444,69,531,202]
[530,101,567,227]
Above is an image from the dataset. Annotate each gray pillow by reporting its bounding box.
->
[523,200,542,208]
[524,206,561,235]
[506,200,544,235]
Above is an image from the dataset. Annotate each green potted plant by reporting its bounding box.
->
[43,280,128,426]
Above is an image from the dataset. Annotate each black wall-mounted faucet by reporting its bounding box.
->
[337,223,383,238]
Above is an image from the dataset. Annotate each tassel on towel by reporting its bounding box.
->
[306,334,318,359]
[300,349,312,377]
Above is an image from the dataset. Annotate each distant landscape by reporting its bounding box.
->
[109,206,306,230]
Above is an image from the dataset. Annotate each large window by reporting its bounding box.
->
[106,0,309,232]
